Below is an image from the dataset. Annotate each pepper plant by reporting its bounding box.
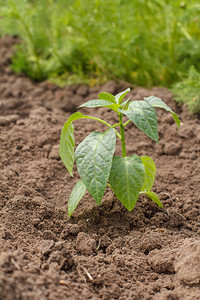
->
[59,88,180,217]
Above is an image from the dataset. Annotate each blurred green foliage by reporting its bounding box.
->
[0,0,200,90]
[172,67,200,114]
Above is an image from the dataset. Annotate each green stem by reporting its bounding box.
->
[87,116,121,139]
[123,120,131,127]
[119,114,126,157]
[112,123,120,128]
[87,116,112,127]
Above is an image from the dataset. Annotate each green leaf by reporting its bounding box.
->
[121,98,130,109]
[144,96,181,129]
[119,101,158,142]
[142,191,163,208]
[68,180,86,217]
[63,111,87,125]
[115,88,131,104]
[141,156,156,192]
[98,92,116,103]
[59,112,91,176]
[59,122,75,176]
[109,155,145,211]
[75,128,116,204]
[79,99,115,108]
[79,99,120,112]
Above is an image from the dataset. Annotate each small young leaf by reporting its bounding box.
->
[79,99,120,112]
[59,122,75,176]
[119,101,158,142]
[141,156,156,192]
[109,155,145,211]
[141,191,163,208]
[98,92,116,103]
[144,96,181,129]
[115,88,131,104]
[75,128,116,205]
[68,180,86,217]
[79,99,115,108]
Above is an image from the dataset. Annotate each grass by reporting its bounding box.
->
[0,0,200,90]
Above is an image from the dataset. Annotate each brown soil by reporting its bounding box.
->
[0,36,200,300]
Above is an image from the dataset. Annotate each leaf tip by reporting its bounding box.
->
[68,209,72,218]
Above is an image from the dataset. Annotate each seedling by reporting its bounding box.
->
[59,88,180,217]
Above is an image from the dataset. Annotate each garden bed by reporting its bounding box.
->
[0,36,200,300]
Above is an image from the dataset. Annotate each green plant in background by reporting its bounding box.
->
[0,0,199,87]
[59,89,180,217]
[171,66,200,114]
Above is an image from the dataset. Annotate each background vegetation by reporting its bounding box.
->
[0,0,200,112]
[172,66,200,114]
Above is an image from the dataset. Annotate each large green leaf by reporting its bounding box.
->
[68,180,86,217]
[144,96,180,129]
[59,122,75,176]
[60,111,105,175]
[141,156,156,192]
[119,101,158,142]
[98,92,116,103]
[75,128,116,204]
[142,191,163,208]
[109,155,145,211]
[115,88,130,104]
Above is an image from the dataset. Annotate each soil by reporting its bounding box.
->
[0,36,200,300]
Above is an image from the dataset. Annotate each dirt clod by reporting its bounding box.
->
[76,232,96,255]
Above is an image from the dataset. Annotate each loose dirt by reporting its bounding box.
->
[0,36,200,300]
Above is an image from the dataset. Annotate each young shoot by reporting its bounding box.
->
[59,88,180,217]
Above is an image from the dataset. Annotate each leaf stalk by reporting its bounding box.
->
[123,120,131,127]
[119,114,126,157]
[86,116,121,139]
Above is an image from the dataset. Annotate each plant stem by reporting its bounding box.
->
[87,116,112,128]
[112,123,120,128]
[123,120,131,127]
[119,114,126,157]
[87,116,121,139]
